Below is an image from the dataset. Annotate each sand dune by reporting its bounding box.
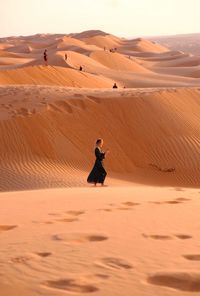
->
[0,31,200,86]
[0,86,200,191]
[121,38,168,53]
[58,51,107,72]
[0,57,33,68]
[0,66,113,87]
[90,50,150,72]
[0,31,200,296]
[83,35,122,49]
[149,65,200,78]
[154,55,200,68]
[56,36,101,52]
[149,33,200,55]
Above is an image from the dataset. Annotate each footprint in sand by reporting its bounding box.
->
[55,218,79,223]
[43,278,99,293]
[183,254,200,261]
[122,202,140,207]
[65,210,85,216]
[175,197,191,202]
[147,271,200,292]
[35,252,52,258]
[0,225,17,232]
[96,257,133,270]
[164,200,183,204]
[117,207,133,211]
[10,252,52,263]
[36,212,82,224]
[52,233,108,244]
[143,233,192,240]
[48,213,61,216]
[149,198,190,205]
[149,201,163,205]
[97,208,112,212]
[10,256,32,264]
[174,234,192,240]
[142,234,173,240]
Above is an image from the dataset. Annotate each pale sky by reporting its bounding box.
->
[0,0,199,38]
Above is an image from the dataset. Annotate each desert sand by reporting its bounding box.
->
[0,30,200,296]
[149,33,200,56]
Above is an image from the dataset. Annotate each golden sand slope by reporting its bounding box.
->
[90,51,150,72]
[0,66,113,87]
[121,38,168,53]
[0,31,200,87]
[0,86,200,191]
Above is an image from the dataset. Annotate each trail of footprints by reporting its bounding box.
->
[149,197,191,205]
[37,203,135,293]
[97,201,141,212]
[144,195,200,292]
[3,195,200,293]
[43,257,133,293]
[34,210,86,225]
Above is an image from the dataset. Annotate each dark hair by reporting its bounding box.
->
[96,138,102,145]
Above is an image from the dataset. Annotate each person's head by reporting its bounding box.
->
[96,138,103,148]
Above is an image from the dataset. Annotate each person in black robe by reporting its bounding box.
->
[43,49,48,66]
[87,139,109,186]
[113,82,118,89]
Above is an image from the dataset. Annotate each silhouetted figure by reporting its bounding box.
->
[79,66,83,71]
[87,139,109,186]
[113,83,118,89]
[43,49,48,66]
[65,53,68,61]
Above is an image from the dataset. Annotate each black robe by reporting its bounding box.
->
[87,147,107,184]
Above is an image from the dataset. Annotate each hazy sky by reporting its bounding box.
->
[0,0,199,38]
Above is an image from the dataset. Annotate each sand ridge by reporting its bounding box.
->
[0,30,200,87]
[0,85,200,191]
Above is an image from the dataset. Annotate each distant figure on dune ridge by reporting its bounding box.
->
[65,53,68,61]
[113,82,118,89]
[87,138,109,186]
[43,49,48,66]
[79,66,83,71]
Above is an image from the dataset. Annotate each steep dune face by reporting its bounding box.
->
[56,36,100,52]
[57,51,108,73]
[0,66,113,87]
[83,35,122,49]
[90,51,150,72]
[0,86,200,191]
[122,38,168,53]
[72,30,109,39]
[154,55,200,68]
